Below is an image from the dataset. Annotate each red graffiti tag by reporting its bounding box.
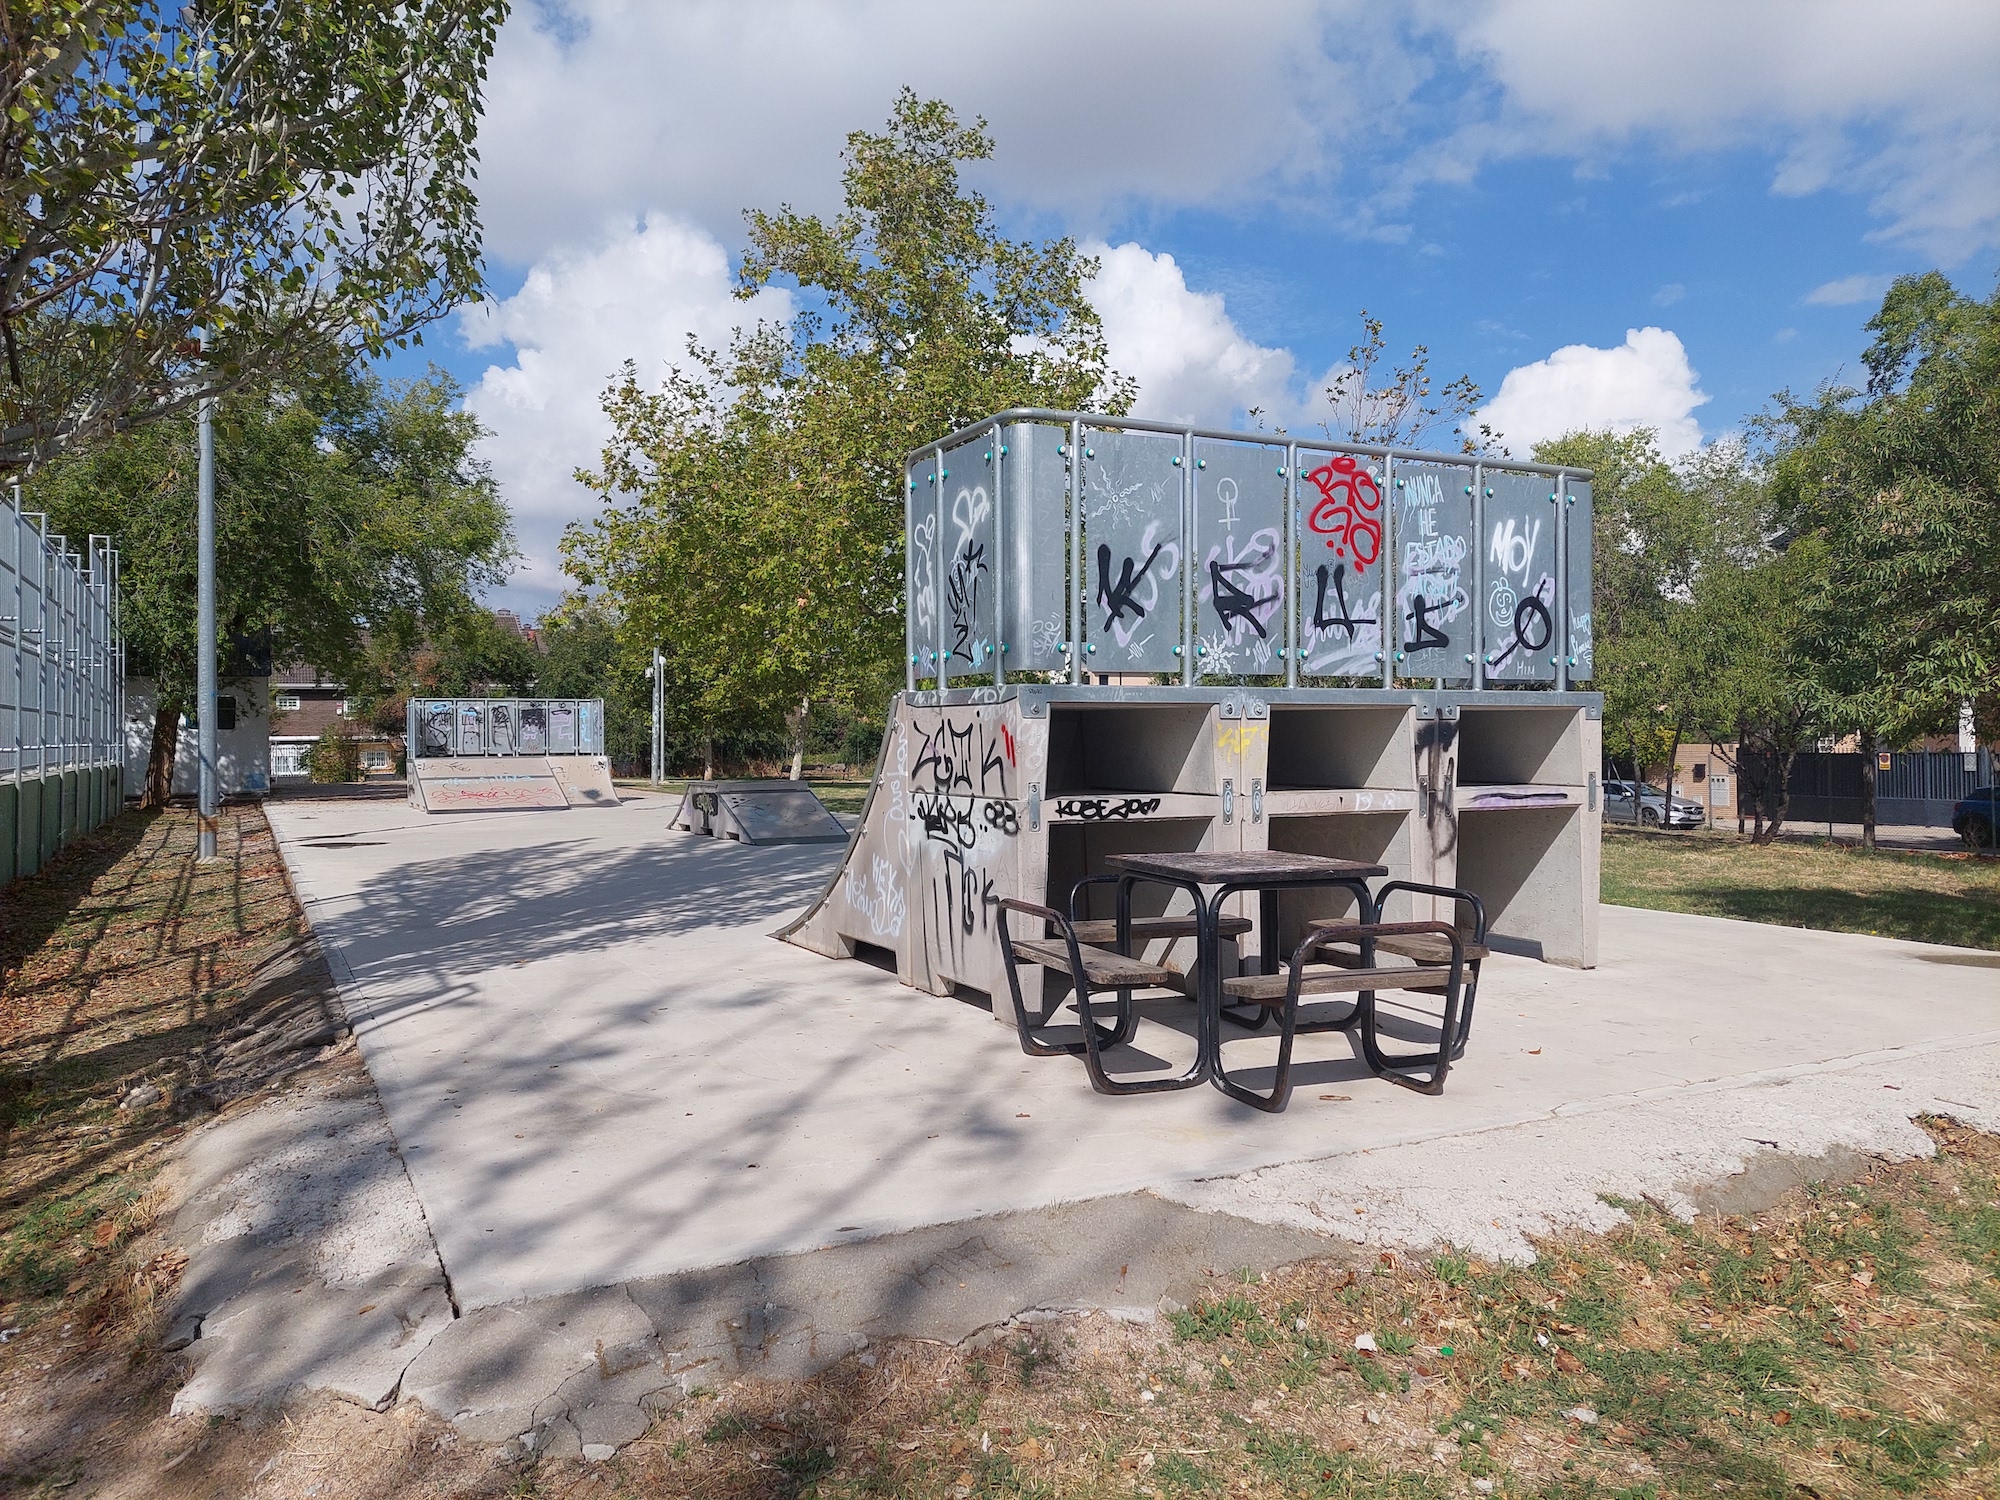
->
[1304,455,1382,571]
[1000,724,1016,766]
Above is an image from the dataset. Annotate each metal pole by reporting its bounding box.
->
[651,645,665,783]
[1284,443,1298,688]
[197,387,218,861]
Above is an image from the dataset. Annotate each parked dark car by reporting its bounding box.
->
[1954,787,1997,851]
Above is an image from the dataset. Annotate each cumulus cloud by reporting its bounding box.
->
[459,215,792,607]
[1803,273,1892,307]
[1087,242,1312,428]
[474,0,1393,265]
[1478,327,1708,459]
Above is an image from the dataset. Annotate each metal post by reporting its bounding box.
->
[1470,463,1485,690]
[1556,474,1571,691]
[991,424,1006,688]
[1285,443,1298,688]
[933,444,949,695]
[1181,428,1194,687]
[651,645,666,782]
[1379,455,1394,688]
[1068,419,1082,686]
[197,387,218,861]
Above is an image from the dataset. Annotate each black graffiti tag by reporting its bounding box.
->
[1311,563,1375,640]
[1487,582,1554,671]
[911,791,977,849]
[1096,542,1164,626]
[982,799,1019,835]
[1055,796,1164,821]
[1210,559,1277,637]
[1403,593,1450,652]
[945,541,988,666]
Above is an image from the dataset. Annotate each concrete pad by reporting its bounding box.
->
[265,795,2000,1315]
[167,1059,453,1415]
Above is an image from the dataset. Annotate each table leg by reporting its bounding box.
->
[1259,888,1280,977]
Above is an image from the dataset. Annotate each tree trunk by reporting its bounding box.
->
[786,696,809,782]
[144,700,181,809]
[1860,730,1878,851]
[701,735,714,781]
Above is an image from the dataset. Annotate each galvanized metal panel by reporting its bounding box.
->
[1481,469,1559,683]
[576,700,600,754]
[1390,461,1475,682]
[1082,427,1183,674]
[1565,479,1594,682]
[518,701,548,753]
[456,701,486,756]
[1191,438,1286,679]
[419,700,453,756]
[549,700,578,753]
[999,422,1070,673]
[487,699,518,755]
[939,435,997,676]
[906,456,940,682]
[1297,451,1387,678]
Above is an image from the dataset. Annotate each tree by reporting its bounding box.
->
[1762,271,2000,828]
[28,362,513,802]
[1321,312,1503,454]
[0,0,506,476]
[569,92,1126,762]
[535,603,651,773]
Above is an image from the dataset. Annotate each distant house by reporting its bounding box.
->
[268,664,399,781]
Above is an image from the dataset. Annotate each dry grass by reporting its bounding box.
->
[1602,828,2000,951]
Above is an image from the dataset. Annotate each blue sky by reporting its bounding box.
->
[393,1,1999,614]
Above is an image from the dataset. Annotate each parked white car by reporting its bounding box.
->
[1603,779,1704,828]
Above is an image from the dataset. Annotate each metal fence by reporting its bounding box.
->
[3,487,126,881]
[1786,749,1994,830]
[406,697,605,758]
[906,409,1595,693]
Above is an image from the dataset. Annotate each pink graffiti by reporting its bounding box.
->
[1304,455,1382,571]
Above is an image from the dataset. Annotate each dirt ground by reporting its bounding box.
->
[3,806,1996,1499]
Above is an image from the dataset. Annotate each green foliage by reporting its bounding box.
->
[306,727,360,783]
[534,603,651,771]
[1762,271,2000,747]
[567,91,1125,745]
[29,362,513,708]
[0,0,506,475]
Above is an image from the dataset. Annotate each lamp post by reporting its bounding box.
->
[648,645,665,784]
[196,375,218,861]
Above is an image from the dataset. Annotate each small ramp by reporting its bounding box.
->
[670,780,848,845]
[411,755,621,813]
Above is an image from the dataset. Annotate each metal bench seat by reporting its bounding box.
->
[1007,937,1177,990]
[1221,964,1456,1005]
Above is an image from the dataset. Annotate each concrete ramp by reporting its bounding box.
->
[411,755,621,813]
[670,780,848,845]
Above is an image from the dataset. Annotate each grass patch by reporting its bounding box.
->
[1602,826,2000,949]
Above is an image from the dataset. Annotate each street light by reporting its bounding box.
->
[194,340,218,861]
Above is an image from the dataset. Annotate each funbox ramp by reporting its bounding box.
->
[669,780,848,846]
[410,754,619,813]
[779,687,1602,1001]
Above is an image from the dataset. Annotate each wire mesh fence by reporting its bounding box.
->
[3,487,126,879]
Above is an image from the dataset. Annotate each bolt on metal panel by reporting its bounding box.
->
[1389,460,1475,682]
[1082,427,1184,674]
[1481,469,1560,683]
[1191,437,1287,680]
[938,435,997,676]
[1000,422,1070,674]
[1297,451,1388,678]
[1564,478,1594,682]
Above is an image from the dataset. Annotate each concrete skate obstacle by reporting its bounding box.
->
[670,780,849,845]
[405,698,619,813]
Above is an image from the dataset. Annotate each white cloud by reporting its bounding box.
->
[1086,243,1311,428]
[1803,273,1891,307]
[474,0,1394,265]
[460,215,793,608]
[1417,0,2000,259]
[1478,327,1708,459]
[1652,283,1686,307]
